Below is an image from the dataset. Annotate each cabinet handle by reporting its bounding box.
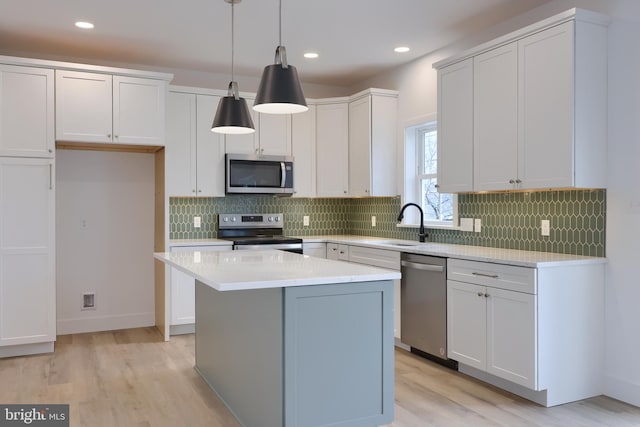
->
[339,251,345,254]
[434,184,439,188]
[107,133,112,139]
[515,179,522,184]
[198,189,202,193]
[484,293,490,298]
[509,179,515,184]
[48,149,53,153]
[472,272,499,279]
[192,189,196,193]
[477,292,484,297]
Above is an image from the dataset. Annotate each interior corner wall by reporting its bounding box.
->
[55,149,156,335]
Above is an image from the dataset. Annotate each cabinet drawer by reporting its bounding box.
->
[448,259,536,294]
[348,245,400,270]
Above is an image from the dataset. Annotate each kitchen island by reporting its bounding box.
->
[154,249,400,427]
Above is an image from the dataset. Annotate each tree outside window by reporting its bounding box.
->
[416,123,453,222]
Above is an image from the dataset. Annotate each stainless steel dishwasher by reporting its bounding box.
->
[401,253,457,369]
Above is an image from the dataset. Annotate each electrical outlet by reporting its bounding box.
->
[194,216,201,228]
[474,218,482,233]
[303,215,310,226]
[541,219,550,236]
[460,218,473,232]
[371,216,377,227]
[193,251,201,263]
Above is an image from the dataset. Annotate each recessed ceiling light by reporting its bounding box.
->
[75,21,95,29]
[304,52,319,59]
[394,46,410,53]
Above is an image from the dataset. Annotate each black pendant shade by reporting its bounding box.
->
[211,90,255,135]
[254,44,308,114]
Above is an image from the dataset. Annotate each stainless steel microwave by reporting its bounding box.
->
[225,153,294,195]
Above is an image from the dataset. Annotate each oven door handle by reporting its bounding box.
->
[234,243,302,251]
[280,162,286,188]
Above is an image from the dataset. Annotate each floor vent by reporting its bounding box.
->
[82,292,96,310]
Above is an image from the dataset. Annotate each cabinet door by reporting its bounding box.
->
[113,76,166,146]
[165,92,197,196]
[437,59,473,193]
[486,287,537,389]
[474,43,518,191]
[518,21,574,189]
[370,94,398,196]
[292,105,316,197]
[259,113,291,155]
[225,97,259,154]
[302,243,326,258]
[316,103,349,197]
[348,96,371,196]
[196,94,226,196]
[447,280,485,369]
[0,158,55,346]
[170,245,229,326]
[0,65,54,157]
[326,243,340,260]
[55,70,112,143]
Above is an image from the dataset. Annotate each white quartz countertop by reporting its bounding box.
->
[154,249,400,291]
[169,239,232,247]
[300,235,606,268]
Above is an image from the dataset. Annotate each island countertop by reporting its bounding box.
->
[154,249,401,292]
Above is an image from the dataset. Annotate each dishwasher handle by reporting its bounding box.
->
[401,260,445,273]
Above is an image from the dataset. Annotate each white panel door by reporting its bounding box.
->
[55,70,112,143]
[165,91,197,196]
[348,96,371,197]
[292,105,316,197]
[446,280,486,369]
[0,158,55,346]
[0,65,54,157]
[259,113,291,156]
[316,102,349,197]
[196,94,226,196]
[437,59,474,193]
[113,76,166,146]
[474,43,518,191]
[486,287,537,389]
[518,21,574,189]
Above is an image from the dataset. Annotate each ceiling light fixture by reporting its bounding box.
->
[394,46,410,53]
[253,0,308,114]
[304,52,319,59]
[211,0,255,135]
[75,21,94,29]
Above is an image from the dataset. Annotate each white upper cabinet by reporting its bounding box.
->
[473,43,518,191]
[435,9,609,192]
[166,90,225,197]
[291,105,316,197]
[348,90,398,197]
[56,70,166,146]
[259,113,292,155]
[437,59,474,193]
[0,65,54,158]
[316,101,349,197]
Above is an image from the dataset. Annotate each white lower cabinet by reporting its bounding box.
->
[0,158,55,356]
[169,245,230,334]
[326,243,349,261]
[302,242,326,258]
[447,258,604,407]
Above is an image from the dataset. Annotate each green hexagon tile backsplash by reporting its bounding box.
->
[169,189,605,257]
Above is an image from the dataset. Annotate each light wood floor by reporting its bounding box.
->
[1,328,639,427]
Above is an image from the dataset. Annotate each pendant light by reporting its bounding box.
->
[253,0,308,114]
[211,0,255,134]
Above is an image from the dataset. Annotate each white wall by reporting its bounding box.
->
[56,150,156,334]
[356,0,640,407]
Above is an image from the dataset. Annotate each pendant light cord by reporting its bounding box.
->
[278,0,282,47]
[231,1,235,83]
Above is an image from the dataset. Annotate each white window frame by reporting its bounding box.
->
[400,114,458,229]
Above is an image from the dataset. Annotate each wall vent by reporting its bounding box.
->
[82,292,96,310]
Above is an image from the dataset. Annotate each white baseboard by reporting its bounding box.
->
[605,374,640,408]
[57,312,155,335]
[170,323,195,336]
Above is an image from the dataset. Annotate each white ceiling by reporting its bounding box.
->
[1,0,552,88]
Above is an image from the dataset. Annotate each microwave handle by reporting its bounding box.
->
[280,162,286,188]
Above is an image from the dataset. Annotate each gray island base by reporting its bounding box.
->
[195,279,394,427]
[154,249,400,427]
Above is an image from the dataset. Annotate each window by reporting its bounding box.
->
[403,118,456,227]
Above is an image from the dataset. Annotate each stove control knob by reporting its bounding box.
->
[268,216,273,222]
[222,217,228,222]
[275,216,280,222]
[231,217,237,222]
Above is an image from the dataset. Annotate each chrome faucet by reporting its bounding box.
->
[397,203,427,242]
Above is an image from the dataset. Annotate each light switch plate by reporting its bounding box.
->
[303,215,310,226]
[460,218,473,232]
[194,216,201,228]
[474,218,482,233]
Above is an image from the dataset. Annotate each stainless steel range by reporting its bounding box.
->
[218,213,303,254]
